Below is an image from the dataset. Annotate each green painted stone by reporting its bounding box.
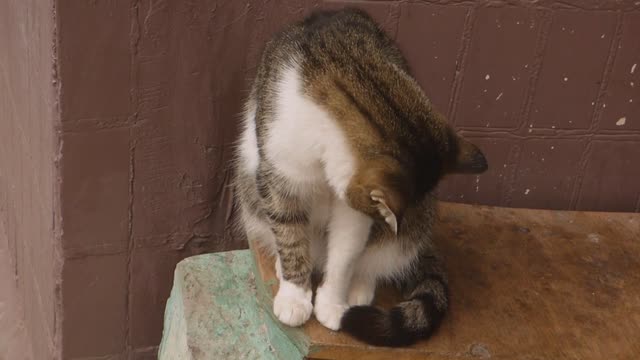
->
[158,250,307,360]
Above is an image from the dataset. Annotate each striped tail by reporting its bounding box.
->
[340,275,448,347]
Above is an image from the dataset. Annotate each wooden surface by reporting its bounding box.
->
[251,202,640,359]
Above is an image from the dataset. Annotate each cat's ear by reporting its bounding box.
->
[370,189,403,235]
[449,136,488,174]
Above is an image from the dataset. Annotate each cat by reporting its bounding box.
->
[233,8,487,347]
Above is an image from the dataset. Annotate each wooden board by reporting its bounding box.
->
[250,202,640,359]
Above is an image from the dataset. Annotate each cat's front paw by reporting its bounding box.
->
[347,279,375,306]
[273,280,313,327]
[314,286,348,331]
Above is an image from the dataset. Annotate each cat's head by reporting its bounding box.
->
[346,129,487,234]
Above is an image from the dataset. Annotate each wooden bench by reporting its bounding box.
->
[159,202,640,359]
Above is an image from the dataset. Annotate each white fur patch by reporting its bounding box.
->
[266,66,357,196]
[355,243,419,283]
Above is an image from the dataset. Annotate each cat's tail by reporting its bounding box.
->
[340,275,448,347]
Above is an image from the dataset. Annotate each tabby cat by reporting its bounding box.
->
[233,8,488,347]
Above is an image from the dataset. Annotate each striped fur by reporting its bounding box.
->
[233,8,487,346]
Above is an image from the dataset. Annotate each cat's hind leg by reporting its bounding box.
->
[347,273,376,306]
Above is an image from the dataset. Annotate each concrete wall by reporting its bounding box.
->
[1,0,638,358]
[0,1,59,359]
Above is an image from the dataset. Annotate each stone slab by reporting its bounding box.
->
[158,251,305,360]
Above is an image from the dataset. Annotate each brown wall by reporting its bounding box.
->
[1,0,639,359]
[0,1,60,359]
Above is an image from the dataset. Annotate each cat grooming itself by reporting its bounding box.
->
[234,8,488,347]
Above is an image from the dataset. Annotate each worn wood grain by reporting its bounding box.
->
[251,202,640,359]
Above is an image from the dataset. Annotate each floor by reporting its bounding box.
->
[0,233,33,360]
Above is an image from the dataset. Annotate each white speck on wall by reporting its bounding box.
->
[434,56,439,60]
[551,125,556,129]
[603,103,607,108]
[569,120,573,124]
[551,146,555,150]
[483,89,488,93]
[601,34,605,39]
[524,64,529,68]
[528,129,533,133]
[591,102,595,106]
[588,233,601,243]
[563,77,569,82]
[632,63,637,74]
[496,92,503,100]
[529,124,533,128]
[485,74,490,80]
[512,76,517,81]
[631,82,635,87]
[616,117,626,126]
[503,164,507,168]
[524,189,530,195]
[475,176,480,193]
[541,158,545,161]
[562,27,566,31]
[630,99,634,103]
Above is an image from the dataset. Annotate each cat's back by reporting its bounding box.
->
[259,8,407,77]
[244,9,401,192]
[246,8,419,193]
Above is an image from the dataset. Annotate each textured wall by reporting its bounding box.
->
[55,1,249,358]
[0,1,59,359]
[331,1,640,212]
[1,0,639,359]
[59,1,638,357]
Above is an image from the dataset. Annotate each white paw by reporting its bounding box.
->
[347,280,375,306]
[273,280,312,327]
[314,286,348,331]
